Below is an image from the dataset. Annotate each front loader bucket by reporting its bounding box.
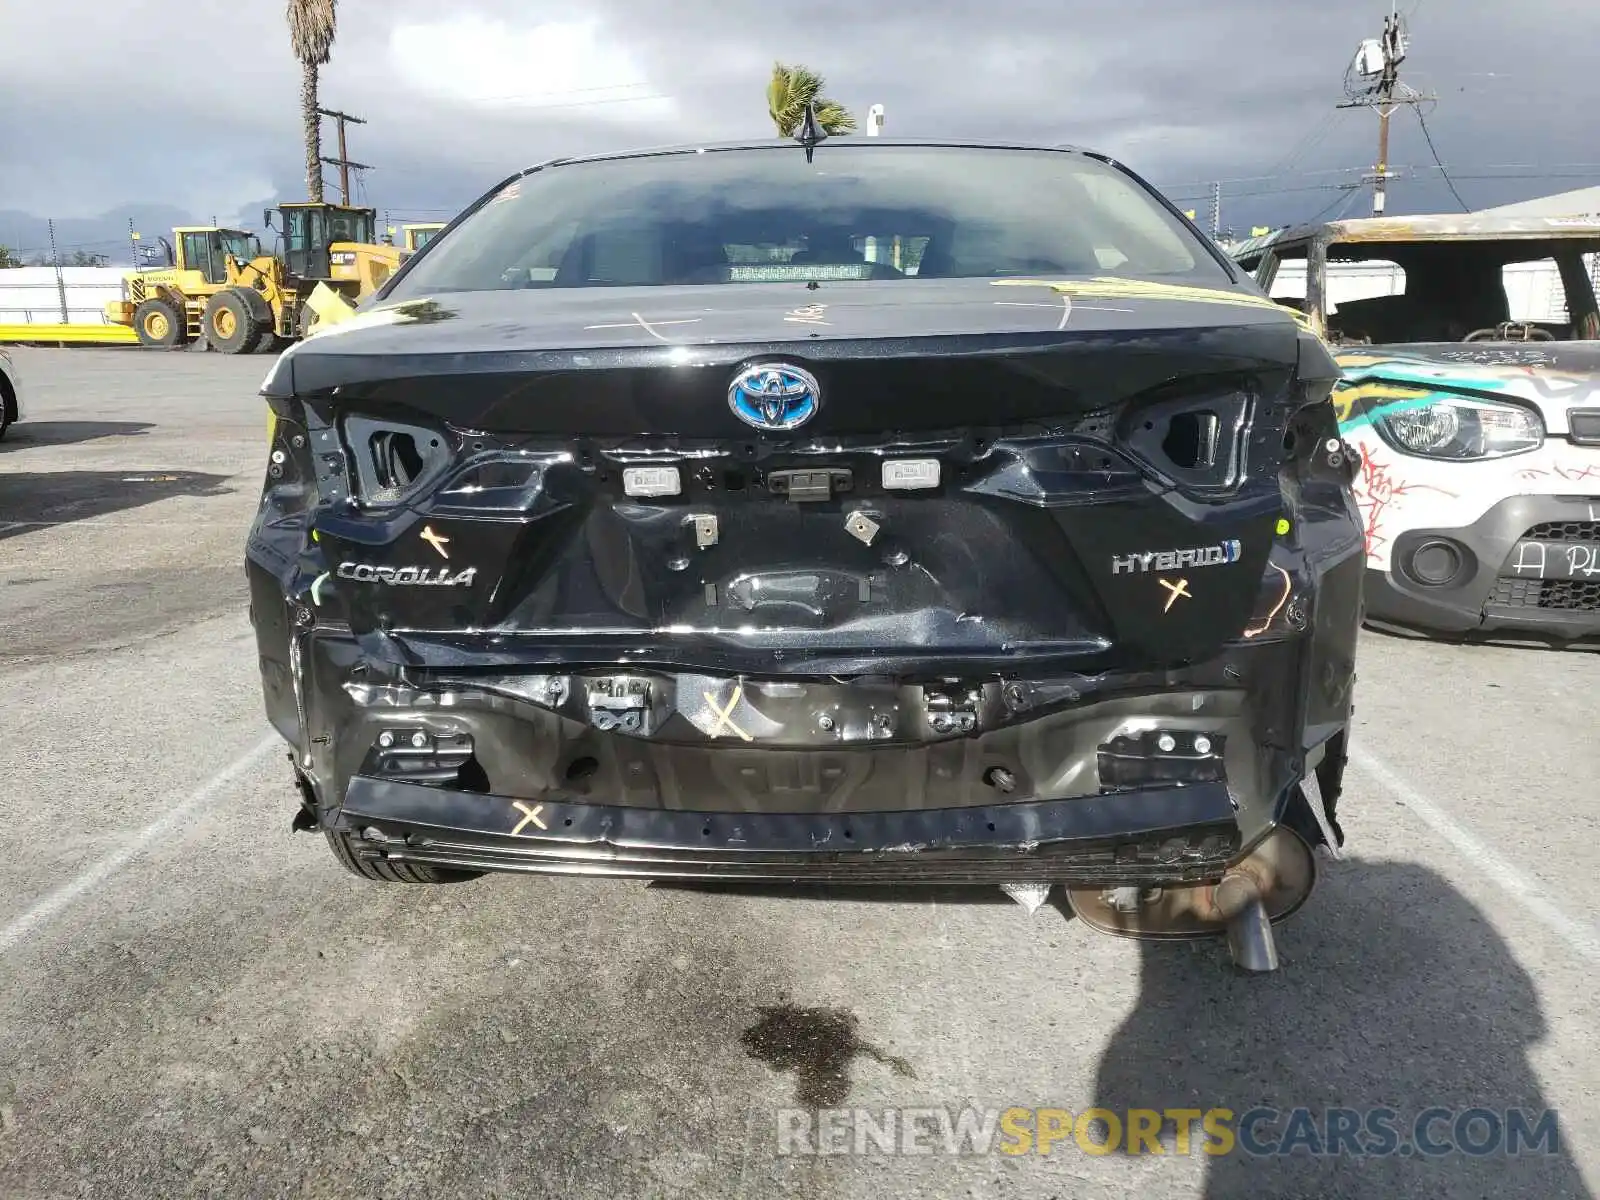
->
[303,282,358,335]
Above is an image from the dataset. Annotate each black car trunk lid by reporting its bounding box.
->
[278,279,1314,673]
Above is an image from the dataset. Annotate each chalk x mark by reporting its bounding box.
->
[704,685,753,741]
[511,802,547,835]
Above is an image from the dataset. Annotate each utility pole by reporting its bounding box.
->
[1209,181,1222,239]
[47,218,68,322]
[1337,4,1434,216]
[317,107,370,206]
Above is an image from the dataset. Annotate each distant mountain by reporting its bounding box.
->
[0,201,279,267]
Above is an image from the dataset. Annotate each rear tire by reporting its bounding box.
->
[132,297,186,348]
[324,830,484,884]
[202,288,268,355]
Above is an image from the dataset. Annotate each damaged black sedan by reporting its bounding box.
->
[248,132,1365,971]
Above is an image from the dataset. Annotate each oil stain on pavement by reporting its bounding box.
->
[741,1004,916,1109]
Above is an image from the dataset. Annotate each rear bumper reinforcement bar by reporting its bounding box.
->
[337,775,1279,886]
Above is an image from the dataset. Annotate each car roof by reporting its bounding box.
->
[516,137,1102,174]
[1231,211,1600,260]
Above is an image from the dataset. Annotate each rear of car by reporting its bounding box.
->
[246,140,1364,967]
[0,347,21,440]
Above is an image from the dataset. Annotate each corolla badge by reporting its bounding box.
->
[728,362,821,431]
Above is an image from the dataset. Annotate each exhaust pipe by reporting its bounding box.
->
[1225,895,1279,973]
[1063,825,1316,972]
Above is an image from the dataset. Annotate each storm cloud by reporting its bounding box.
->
[2,0,1597,256]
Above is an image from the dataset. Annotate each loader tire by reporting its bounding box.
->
[132,298,186,348]
[324,830,484,885]
[202,288,268,355]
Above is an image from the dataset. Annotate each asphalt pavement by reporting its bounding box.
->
[1,347,1597,1199]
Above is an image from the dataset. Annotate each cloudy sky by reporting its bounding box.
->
[3,0,1598,256]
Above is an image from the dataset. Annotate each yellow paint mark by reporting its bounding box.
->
[1275,517,1292,536]
[990,276,1283,313]
[511,801,547,835]
[1288,308,1320,336]
[1159,577,1192,612]
[704,684,753,741]
[1332,380,1431,423]
[420,525,450,560]
[267,409,278,444]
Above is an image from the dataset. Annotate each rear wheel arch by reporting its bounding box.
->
[0,371,15,438]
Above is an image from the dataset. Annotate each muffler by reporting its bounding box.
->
[1063,825,1316,972]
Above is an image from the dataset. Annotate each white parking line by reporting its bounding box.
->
[1350,745,1600,965]
[0,732,281,954]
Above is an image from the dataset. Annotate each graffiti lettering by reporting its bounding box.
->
[1567,545,1600,578]
[1510,542,1547,576]
[1433,347,1555,367]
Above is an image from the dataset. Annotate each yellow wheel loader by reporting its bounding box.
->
[104,227,274,350]
[402,223,445,255]
[320,222,448,321]
[104,202,381,353]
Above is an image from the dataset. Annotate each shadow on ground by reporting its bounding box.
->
[3,420,154,447]
[1092,858,1591,1198]
[0,469,232,538]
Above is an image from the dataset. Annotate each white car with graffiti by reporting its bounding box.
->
[1233,213,1600,644]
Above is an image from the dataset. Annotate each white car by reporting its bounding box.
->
[1234,214,1600,645]
[0,347,21,441]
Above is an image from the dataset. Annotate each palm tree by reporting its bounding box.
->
[766,63,856,138]
[287,0,338,202]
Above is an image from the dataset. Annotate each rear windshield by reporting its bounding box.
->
[386,145,1225,296]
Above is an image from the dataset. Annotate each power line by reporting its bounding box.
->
[1163,182,1363,202]
[1250,110,1337,185]
[1412,106,1471,210]
[1156,165,1371,191]
[1304,185,1366,225]
[1448,173,1600,181]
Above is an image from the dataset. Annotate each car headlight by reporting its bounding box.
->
[1373,395,1543,460]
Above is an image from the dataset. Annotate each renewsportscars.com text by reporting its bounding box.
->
[775,1106,1561,1158]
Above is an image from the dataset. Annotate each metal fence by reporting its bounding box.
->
[0,269,126,325]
